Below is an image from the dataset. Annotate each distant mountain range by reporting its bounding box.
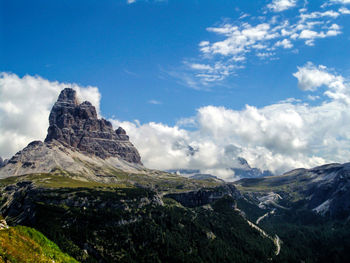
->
[236,162,350,220]
[166,157,274,181]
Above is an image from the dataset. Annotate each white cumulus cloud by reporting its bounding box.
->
[293,62,344,91]
[339,7,350,14]
[275,39,293,48]
[180,2,348,88]
[111,63,350,180]
[267,0,297,12]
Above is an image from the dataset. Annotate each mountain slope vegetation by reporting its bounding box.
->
[0,176,276,262]
[0,225,77,263]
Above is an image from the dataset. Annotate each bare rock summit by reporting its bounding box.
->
[45,88,141,164]
[0,88,144,179]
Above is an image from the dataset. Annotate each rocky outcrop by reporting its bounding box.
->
[0,136,145,179]
[1,181,37,225]
[165,184,241,208]
[0,157,8,168]
[0,181,163,226]
[45,88,141,164]
[237,162,350,220]
[304,163,350,219]
[231,157,274,178]
[0,219,8,230]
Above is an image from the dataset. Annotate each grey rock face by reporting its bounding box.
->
[231,157,274,178]
[0,157,8,168]
[1,181,163,225]
[45,88,141,164]
[303,163,350,219]
[237,162,350,220]
[1,181,37,225]
[231,167,274,179]
[165,184,241,208]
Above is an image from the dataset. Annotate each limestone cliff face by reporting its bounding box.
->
[45,88,141,164]
[165,184,241,208]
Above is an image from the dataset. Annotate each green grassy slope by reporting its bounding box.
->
[0,169,221,193]
[0,225,77,263]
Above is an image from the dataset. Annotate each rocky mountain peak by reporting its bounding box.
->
[237,157,251,169]
[57,87,79,104]
[116,127,126,135]
[45,88,142,164]
[0,157,7,168]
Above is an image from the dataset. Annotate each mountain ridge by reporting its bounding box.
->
[235,161,350,220]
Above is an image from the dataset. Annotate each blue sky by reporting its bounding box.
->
[2,0,349,124]
[2,0,350,179]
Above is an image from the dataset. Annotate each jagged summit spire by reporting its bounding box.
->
[57,88,78,104]
[44,88,142,164]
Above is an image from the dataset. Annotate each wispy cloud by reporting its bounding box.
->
[339,7,350,14]
[148,99,162,105]
[201,10,343,57]
[124,69,138,77]
[126,0,167,4]
[185,61,238,87]
[275,38,293,48]
[267,0,297,12]
[201,23,278,56]
[178,1,349,89]
[330,0,350,4]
